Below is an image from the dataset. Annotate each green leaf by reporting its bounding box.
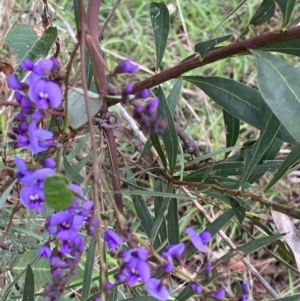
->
[150,134,167,169]
[168,198,179,244]
[126,168,156,245]
[265,142,300,192]
[63,155,84,183]
[250,0,275,26]
[3,254,39,301]
[0,179,17,209]
[207,209,235,236]
[252,50,300,143]
[150,196,169,244]
[22,265,34,301]
[107,284,117,301]
[121,189,191,200]
[195,35,232,58]
[274,0,296,27]
[184,160,283,181]
[81,236,96,300]
[248,138,282,183]
[123,298,158,301]
[241,112,281,186]
[154,182,168,243]
[269,294,300,301]
[228,198,245,223]
[150,2,170,70]
[167,79,182,115]
[4,25,58,67]
[44,174,74,210]
[260,39,300,57]
[175,286,194,301]
[183,76,296,144]
[186,145,244,166]
[67,88,103,130]
[158,87,178,173]
[223,110,240,157]
[13,251,50,286]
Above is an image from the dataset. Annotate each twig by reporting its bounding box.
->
[132,26,300,93]
[175,123,200,156]
[182,186,279,299]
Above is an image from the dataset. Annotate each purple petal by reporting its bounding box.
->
[145,278,169,301]
[199,231,211,243]
[21,59,34,71]
[56,229,78,241]
[186,227,206,253]
[20,185,44,212]
[212,288,226,300]
[191,283,202,294]
[50,211,71,226]
[33,59,54,75]
[45,81,62,108]
[136,88,150,99]
[145,97,159,116]
[162,243,185,260]
[242,282,249,295]
[38,245,52,258]
[104,230,122,249]
[7,75,23,90]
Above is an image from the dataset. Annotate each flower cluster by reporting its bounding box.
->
[113,59,167,135]
[103,227,212,301]
[9,58,97,300]
[8,58,62,154]
[40,184,97,300]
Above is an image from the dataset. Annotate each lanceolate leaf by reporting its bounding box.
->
[207,209,235,237]
[81,235,96,300]
[223,110,240,157]
[183,76,296,144]
[260,39,300,57]
[250,0,275,26]
[22,265,34,301]
[150,2,170,70]
[269,293,300,301]
[274,0,296,27]
[241,112,281,186]
[167,79,182,115]
[167,198,179,244]
[252,50,300,143]
[158,87,178,174]
[265,143,300,192]
[194,35,232,58]
[150,134,167,169]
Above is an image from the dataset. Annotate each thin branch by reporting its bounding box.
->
[132,26,300,93]
[175,123,200,156]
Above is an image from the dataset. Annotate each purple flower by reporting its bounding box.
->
[28,79,62,110]
[28,122,54,154]
[7,75,24,90]
[14,157,31,180]
[42,158,56,169]
[123,83,134,96]
[239,295,250,301]
[145,278,169,301]
[127,258,151,284]
[20,166,54,187]
[191,283,202,294]
[104,230,122,249]
[136,89,150,99]
[145,97,159,116]
[162,243,185,261]
[32,58,55,75]
[186,227,211,253]
[121,248,148,262]
[113,59,139,74]
[38,244,52,258]
[200,231,212,243]
[205,262,212,277]
[161,262,174,273]
[212,288,226,300]
[21,58,34,71]
[105,281,113,291]
[242,281,249,295]
[20,185,45,212]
